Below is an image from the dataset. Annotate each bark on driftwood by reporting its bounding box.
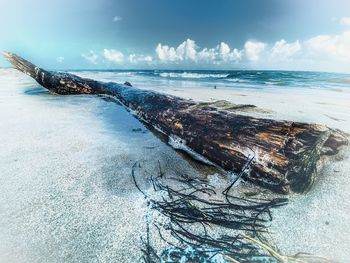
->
[3,52,348,194]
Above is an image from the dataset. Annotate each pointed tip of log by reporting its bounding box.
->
[2,51,19,65]
[2,52,39,79]
[2,51,18,67]
[3,52,103,95]
[2,51,11,58]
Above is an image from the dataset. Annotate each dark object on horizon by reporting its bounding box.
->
[132,128,142,132]
[124,81,132,87]
[214,85,216,89]
[3,52,348,194]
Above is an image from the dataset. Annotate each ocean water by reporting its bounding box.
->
[70,69,350,90]
[1,68,350,262]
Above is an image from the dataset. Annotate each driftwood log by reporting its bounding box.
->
[3,52,348,194]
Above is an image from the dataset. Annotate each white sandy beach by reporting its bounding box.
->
[0,68,350,262]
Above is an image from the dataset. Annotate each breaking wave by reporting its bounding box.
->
[158,72,229,79]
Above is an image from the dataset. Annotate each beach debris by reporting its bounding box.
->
[3,52,349,194]
[124,81,133,87]
[133,162,330,263]
[141,222,161,263]
[132,127,143,132]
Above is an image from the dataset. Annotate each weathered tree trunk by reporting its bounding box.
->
[3,52,348,194]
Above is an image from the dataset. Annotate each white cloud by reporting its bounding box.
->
[156,39,242,63]
[305,30,350,61]
[81,28,350,72]
[244,41,266,61]
[197,48,217,61]
[263,31,350,71]
[217,42,230,60]
[176,39,197,61]
[82,50,98,65]
[340,17,350,27]
[153,35,350,70]
[156,39,198,62]
[217,42,242,61]
[156,44,178,61]
[128,54,153,63]
[56,56,64,63]
[103,49,124,63]
[271,39,301,60]
[113,16,122,22]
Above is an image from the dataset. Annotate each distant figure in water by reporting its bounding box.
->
[124,81,133,87]
[214,85,217,89]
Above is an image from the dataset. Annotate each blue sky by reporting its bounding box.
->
[1,0,350,72]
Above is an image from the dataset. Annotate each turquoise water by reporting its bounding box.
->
[69,69,350,90]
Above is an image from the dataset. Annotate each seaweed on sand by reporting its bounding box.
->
[141,222,161,263]
[133,161,282,262]
[133,161,331,263]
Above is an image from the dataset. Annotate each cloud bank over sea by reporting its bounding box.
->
[81,17,350,72]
